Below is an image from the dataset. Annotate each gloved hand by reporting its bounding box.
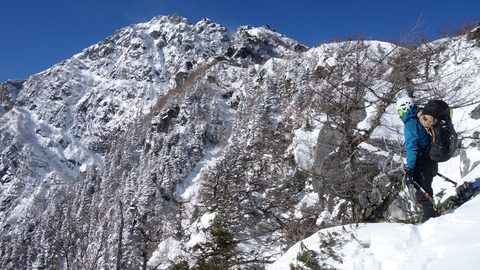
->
[404,167,414,185]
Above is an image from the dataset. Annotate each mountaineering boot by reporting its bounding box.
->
[421,202,438,223]
[417,189,438,223]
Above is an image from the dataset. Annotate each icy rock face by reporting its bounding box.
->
[0,14,309,269]
[0,14,231,267]
[1,14,480,270]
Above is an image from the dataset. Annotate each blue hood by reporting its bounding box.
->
[400,104,421,123]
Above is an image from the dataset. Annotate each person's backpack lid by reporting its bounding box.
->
[422,100,449,119]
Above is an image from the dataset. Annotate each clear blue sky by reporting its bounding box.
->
[1,0,479,82]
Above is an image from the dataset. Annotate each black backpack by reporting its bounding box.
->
[419,100,458,162]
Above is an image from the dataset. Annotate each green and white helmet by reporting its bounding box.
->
[395,96,415,117]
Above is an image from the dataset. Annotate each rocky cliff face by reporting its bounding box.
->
[1,15,479,269]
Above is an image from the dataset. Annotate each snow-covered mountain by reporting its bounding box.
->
[1,14,479,269]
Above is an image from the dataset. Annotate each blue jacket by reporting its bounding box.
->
[400,105,431,169]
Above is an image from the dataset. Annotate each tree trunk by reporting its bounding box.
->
[116,201,124,270]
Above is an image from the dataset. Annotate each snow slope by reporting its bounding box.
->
[268,165,480,270]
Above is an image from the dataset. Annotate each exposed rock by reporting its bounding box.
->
[471,103,480,119]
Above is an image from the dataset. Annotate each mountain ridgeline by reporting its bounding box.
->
[1,14,480,269]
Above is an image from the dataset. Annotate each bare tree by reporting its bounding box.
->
[304,39,404,221]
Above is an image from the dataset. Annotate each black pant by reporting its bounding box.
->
[413,152,438,222]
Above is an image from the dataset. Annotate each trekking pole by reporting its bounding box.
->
[436,173,457,187]
[411,181,436,206]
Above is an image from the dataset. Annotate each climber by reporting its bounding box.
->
[396,96,438,223]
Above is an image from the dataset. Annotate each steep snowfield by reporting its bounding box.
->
[268,166,480,270]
